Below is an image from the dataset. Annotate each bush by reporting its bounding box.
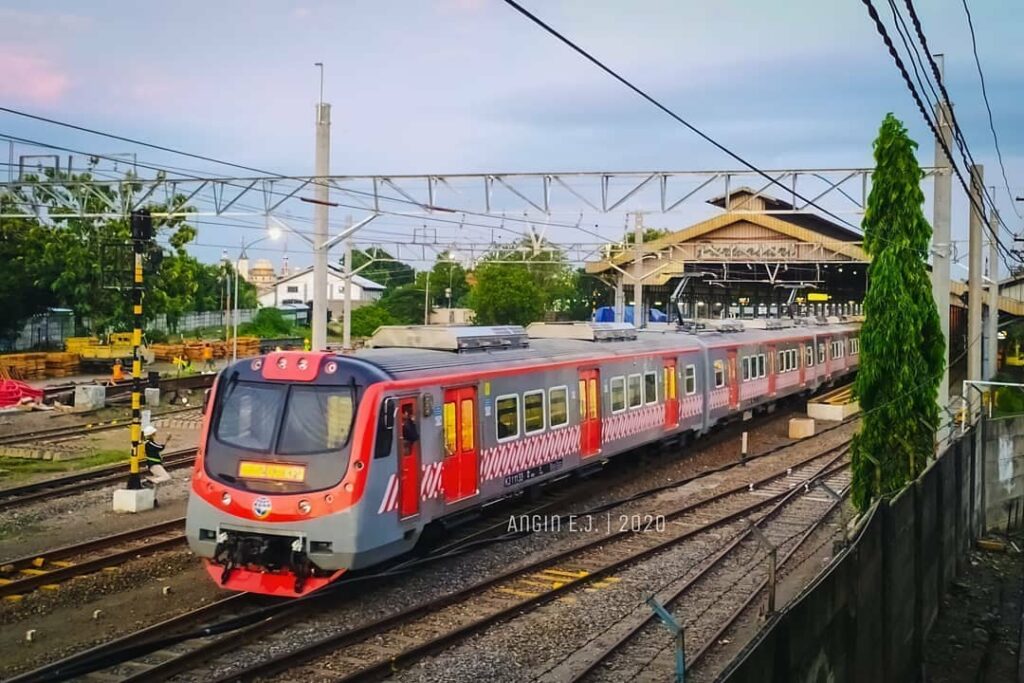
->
[239,308,293,338]
[145,329,169,344]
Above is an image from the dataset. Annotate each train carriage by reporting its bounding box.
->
[186,319,860,597]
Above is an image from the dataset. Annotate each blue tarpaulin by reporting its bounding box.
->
[592,306,667,324]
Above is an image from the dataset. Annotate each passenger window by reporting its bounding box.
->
[684,365,696,395]
[818,343,826,364]
[806,345,814,367]
[627,374,642,408]
[524,391,545,434]
[777,351,785,373]
[578,380,587,418]
[460,399,475,450]
[588,379,598,419]
[549,387,568,428]
[742,357,750,381]
[644,372,658,404]
[611,377,626,412]
[443,401,457,455]
[757,354,765,378]
[714,360,725,388]
[495,395,519,441]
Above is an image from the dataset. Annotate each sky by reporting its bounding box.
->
[1,0,1022,278]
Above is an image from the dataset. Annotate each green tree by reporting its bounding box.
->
[470,260,545,326]
[850,114,944,511]
[0,202,57,340]
[428,251,470,308]
[622,227,671,245]
[341,248,415,292]
[380,280,427,324]
[350,304,398,337]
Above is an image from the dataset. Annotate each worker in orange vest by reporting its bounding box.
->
[202,342,215,372]
[107,359,124,386]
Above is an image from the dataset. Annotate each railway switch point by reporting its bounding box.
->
[113,487,154,513]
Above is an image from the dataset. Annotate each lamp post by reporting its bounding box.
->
[233,226,282,362]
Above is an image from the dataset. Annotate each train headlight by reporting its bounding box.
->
[221,492,232,506]
[277,357,288,369]
[297,358,308,371]
[298,499,312,515]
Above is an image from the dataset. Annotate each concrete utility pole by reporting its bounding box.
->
[312,100,331,351]
[930,64,953,431]
[968,164,985,416]
[614,274,624,323]
[634,212,644,328]
[423,274,431,325]
[343,225,353,351]
[986,205,1000,379]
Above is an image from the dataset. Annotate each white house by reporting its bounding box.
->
[258,265,386,317]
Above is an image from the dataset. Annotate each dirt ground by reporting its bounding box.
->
[922,533,1024,683]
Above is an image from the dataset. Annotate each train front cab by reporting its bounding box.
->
[186,351,409,597]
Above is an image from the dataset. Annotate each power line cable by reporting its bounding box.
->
[859,0,1018,270]
[958,0,1022,220]
[901,0,1022,226]
[498,0,863,233]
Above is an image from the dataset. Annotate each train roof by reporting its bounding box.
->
[351,320,860,380]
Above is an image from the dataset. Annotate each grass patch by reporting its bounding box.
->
[0,450,129,485]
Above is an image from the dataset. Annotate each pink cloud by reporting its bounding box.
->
[0,49,70,106]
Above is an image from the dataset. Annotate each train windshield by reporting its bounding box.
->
[208,379,356,492]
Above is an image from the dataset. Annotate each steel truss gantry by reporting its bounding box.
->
[0,167,941,221]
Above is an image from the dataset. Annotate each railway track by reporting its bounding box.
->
[0,448,197,512]
[40,373,215,406]
[12,417,856,683]
[0,406,201,447]
[175,443,850,683]
[0,518,185,600]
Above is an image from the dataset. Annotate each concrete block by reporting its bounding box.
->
[145,388,160,407]
[73,385,105,413]
[789,417,816,439]
[112,488,155,513]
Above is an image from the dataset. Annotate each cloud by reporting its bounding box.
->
[0,48,69,106]
[292,7,311,19]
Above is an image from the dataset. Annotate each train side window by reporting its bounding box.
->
[588,379,599,419]
[578,380,587,419]
[627,374,642,408]
[495,395,519,442]
[524,390,546,434]
[374,398,395,459]
[610,377,626,413]
[443,401,457,455]
[549,386,568,428]
[643,372,658,404]
[818,343,826,364]
[742,357,750,382]
[757,354,766,378]
[713,360,725,388]
[806,345,814,367]
[460,399,475,450]
[683,365,696,395]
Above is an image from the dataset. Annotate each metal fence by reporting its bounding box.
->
[147,309,257,334]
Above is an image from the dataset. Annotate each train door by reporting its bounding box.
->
[823,336,833,379]
[397,397,419,519]
[442,386,479,503]
[578,368,601,457]
[727,349,739,409]
[767,345,777,396]
[663,358,679,429]
[799,343,807,387]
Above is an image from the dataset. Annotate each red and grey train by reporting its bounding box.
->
[185,320,860,596]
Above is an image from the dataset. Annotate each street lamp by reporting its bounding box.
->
[233,225,282,362]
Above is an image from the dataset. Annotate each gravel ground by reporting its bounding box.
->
[175,413,857,683]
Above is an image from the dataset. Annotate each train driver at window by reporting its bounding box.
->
[401,404,419,456]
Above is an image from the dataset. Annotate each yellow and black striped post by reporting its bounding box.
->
[127,210,152,490]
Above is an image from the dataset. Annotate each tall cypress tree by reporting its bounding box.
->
[851,114,945,511]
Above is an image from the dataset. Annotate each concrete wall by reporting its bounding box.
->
[720,436,980,683]
[983,415,1024,531]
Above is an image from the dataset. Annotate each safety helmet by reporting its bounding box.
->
[143,425,157,438]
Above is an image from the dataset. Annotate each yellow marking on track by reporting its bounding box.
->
[51,561,73,568]
[19,569,48,577]
[519,578,558,589]
[496,587,540,598]
[40,584,60,591]
[3,595,23,602]
[539,568,589,579]
[30,558,45,568]
[102,567,119,573]
[0,578,12,585]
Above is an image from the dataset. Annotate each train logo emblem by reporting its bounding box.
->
[252,496,272,518]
